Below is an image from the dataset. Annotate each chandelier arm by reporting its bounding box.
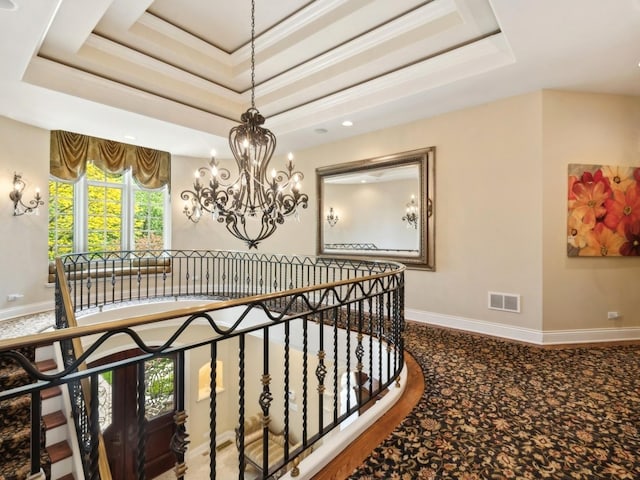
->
[278,193,309,217]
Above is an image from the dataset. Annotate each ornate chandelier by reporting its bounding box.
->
[402,195,418,229]
[181,0,308,249]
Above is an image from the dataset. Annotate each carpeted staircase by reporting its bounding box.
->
[0,346,52,479]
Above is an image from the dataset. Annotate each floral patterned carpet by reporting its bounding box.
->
[350,322,640,479]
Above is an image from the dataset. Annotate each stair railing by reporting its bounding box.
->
[0,250,405,480]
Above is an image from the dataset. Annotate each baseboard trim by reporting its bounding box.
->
[0,301,54,322]
[405,308,640,345]
[541,327,640,345]
[406,309,544,344]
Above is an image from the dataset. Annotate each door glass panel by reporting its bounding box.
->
[98,370,113,431]
[144,357,175,419]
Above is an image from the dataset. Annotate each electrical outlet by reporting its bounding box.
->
[607,311,620,320]
[7,293,23,302]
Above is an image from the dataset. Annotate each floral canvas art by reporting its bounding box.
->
[567,164,640,256]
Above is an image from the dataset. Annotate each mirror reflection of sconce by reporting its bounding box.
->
[326,207,339,227]
[9,173,44,216]
[402,194,418,229]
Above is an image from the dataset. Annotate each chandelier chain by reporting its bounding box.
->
[250,0,256,109]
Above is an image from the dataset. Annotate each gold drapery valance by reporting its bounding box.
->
[50,130,171,189]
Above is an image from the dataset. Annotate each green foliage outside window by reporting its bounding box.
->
[48,181,74,261]
[134,189,165,250]
[86,161,123,252]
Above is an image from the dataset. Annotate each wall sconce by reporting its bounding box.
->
[402,194,418,229]
[326,207,339,227]
[9,173,44,216]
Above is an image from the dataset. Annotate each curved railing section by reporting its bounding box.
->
[0,250,405,480]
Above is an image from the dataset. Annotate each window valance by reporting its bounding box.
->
[50,130,171,189]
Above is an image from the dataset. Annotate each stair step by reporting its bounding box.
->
[47,440,72,463]
[0,365,30,390]
[35,344,55,363]
[0,424,30,454]
[41,385,62,400]
[36,359,57,373]
[43,410,66,430]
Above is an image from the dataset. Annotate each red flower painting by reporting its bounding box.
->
[567,164,640,257]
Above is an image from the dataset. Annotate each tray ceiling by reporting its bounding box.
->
[1,0,639,158]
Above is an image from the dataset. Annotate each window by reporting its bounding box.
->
[145,357,175,419]
[48,161,169,261]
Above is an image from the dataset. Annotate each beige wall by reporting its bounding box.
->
[1,89,639,336]
[277,92,546,331]
[0,116,51,314]
[542,91,640,331]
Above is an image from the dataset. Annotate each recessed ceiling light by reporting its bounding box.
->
[124,135,136,141]
[0,0,17,11]
[342,120,353,127]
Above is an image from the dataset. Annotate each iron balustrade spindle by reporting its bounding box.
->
[316,310,326,438]
[136,361,147,480]
[332,306,339,425]
[29,390,42,476]
[386,290,392,383]
[89,373,100,480]
[172,351,189,479]
[345,302,352,413]
[209,342,217,479]
[238,333,246,479]
[284,321,290,463]
[302,315,309,447]
[368,297,374,402]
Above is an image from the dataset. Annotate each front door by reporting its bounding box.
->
[92,349,177,480]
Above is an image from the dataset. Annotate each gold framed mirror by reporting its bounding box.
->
[316,147,435,270]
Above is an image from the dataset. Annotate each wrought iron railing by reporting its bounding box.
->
[0,250,405,480]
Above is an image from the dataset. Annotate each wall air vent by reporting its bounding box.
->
[488,292,521,313]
